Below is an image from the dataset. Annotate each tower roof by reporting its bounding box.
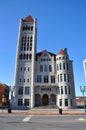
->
[23,15,34,22]
[57,48,68,55]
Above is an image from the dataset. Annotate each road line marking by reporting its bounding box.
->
[22,115,33,122]
[78,118,84,121]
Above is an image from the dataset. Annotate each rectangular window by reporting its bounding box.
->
[58,75,59,82]
[21,42,23,51]
[61,86,63,94]
[65,99,68,106]
[51,75,55,83]
[44,65,47,72]
[20,78,22,82]
[25,87,30,95]
[40,65,43,72]
[64,74,66,82]
[28,67,30,71]
[63,63,65,70]
[67,74,69,82]
[37,75,42,83]
[60,74,62,82]
[30,43,32,51]
[65,86,67,94]
[24,99,29,106]
[67,63,68,70]
[20,67,22,71]
[24,67,26,71]
[57,64,59,70]
[24,79,25,82]
[49,65,52,72]
[44,75,49,83]
[59,63,62,70]
[27,78,29,83]
[18,99,23,106]
[68,86,71,94]
[18,87,23,95]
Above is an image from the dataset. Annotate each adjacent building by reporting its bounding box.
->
[0,83,9,107]
[12,15,76,109]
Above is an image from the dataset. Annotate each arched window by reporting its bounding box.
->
[31,26,33,31]
[22,26,25,31]
[26,54,28,59]
[26,26,27,30]
[23,54,25,59]
[29,54,32,59]
[28,26,30,30]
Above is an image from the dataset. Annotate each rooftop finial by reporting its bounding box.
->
[64,48,67,52]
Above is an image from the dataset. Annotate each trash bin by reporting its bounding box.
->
[59,108,62,114]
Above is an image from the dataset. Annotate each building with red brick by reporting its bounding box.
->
[0,83,9,107]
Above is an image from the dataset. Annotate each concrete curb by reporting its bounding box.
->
[0,111,86,115]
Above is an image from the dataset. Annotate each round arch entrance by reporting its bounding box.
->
[42,94,49,106]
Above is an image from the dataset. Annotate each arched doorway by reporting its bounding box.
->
[35,94,41,106]
[50,94,56,105]
[42,94,49,106]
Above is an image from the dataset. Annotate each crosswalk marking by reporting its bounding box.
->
[22,115,33,122]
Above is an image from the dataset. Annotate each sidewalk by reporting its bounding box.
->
[0,108,86,115]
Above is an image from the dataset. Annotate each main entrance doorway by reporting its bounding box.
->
[42,94,49,105]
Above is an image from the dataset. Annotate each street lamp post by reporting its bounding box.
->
[59,86,62,114]
[8,85,12,113]
[80,86,86,112]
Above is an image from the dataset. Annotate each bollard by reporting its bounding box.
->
[8,107,11,113]
[59,108,62,114]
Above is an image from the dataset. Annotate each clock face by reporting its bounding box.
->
[80,86,85,92]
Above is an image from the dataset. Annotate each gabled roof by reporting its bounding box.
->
[23,15,34,22]
[36,50,56,57]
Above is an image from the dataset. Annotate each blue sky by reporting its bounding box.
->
[0,0,86,96]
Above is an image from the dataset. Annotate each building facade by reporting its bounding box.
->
[12,15,76,109]
[0,83,9,107]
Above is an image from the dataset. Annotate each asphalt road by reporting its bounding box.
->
[0,114,86,130]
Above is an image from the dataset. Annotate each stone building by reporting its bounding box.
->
[12,15,76,109]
